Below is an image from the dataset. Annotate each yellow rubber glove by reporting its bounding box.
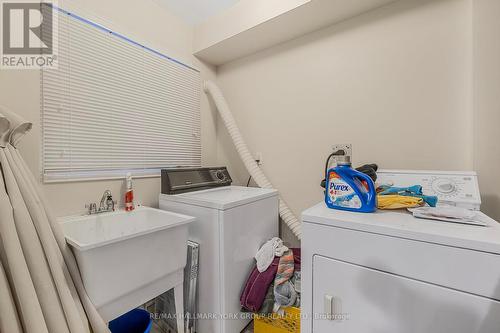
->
[377,195,424,210]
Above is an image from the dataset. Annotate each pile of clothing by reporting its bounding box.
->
[377,184,438,210]
[240,238,300,315]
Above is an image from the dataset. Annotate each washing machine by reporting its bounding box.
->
[159,167,279,333]
[302,170,500,333]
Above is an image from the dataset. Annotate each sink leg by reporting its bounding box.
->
[174,283,185,333]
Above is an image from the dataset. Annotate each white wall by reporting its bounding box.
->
[473,0,500,220]
[215,0,474,242]
[0,0,218,216]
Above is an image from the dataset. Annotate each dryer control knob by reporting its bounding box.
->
[216,171,226,181]
[432,179,456,194]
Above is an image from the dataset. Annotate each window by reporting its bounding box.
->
[41,7,201,182]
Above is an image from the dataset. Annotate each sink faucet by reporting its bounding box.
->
[86,190,116,215]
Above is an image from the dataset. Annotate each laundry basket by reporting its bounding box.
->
[254,307,300,333]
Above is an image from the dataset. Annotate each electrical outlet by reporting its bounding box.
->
[332,144,352,156]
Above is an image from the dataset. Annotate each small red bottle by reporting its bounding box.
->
[125,172,134,211]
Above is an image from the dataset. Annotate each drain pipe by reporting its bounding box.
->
[204,80,302,239]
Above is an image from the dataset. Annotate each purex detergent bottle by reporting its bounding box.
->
[325,155,377,213]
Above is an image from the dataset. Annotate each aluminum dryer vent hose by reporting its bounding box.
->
[204,80,302,239]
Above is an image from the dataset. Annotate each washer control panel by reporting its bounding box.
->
[161,167,232,194]
[377,170,481,210]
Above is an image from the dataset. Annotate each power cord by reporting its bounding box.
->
[324,149,346,180]
[246,158,261,187]
[320,150,378,188]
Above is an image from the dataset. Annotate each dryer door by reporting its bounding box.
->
[312,255,500,333]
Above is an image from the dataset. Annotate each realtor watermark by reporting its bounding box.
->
[149,311,351,321]
[1,0,58,69]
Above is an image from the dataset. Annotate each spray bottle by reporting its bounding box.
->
[125,172,134,211]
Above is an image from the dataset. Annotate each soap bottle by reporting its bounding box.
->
[125,172,134,211]
[325,155,377,213]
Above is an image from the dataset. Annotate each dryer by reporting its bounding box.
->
[159,167,279,333]
[302,170,500,333]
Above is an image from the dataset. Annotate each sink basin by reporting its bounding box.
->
[61,206,194,321]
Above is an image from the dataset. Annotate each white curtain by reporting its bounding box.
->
[0,106,109,333]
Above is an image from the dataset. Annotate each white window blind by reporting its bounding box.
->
[41,7,201,182]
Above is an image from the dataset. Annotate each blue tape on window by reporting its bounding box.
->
[50,4,199,72]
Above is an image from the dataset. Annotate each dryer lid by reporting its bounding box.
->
[303,203,500,254]
[159,186,278,210]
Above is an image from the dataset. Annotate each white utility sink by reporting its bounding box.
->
[61,206,194,322]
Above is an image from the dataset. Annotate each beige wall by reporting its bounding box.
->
[473,0,500,220]
[3,0,497,236]
[0,0,218,216]
[216,0,474,235]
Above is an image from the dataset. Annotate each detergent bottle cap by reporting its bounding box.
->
[335,155,351,165]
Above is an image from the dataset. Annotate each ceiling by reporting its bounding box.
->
[155,0,240,25]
